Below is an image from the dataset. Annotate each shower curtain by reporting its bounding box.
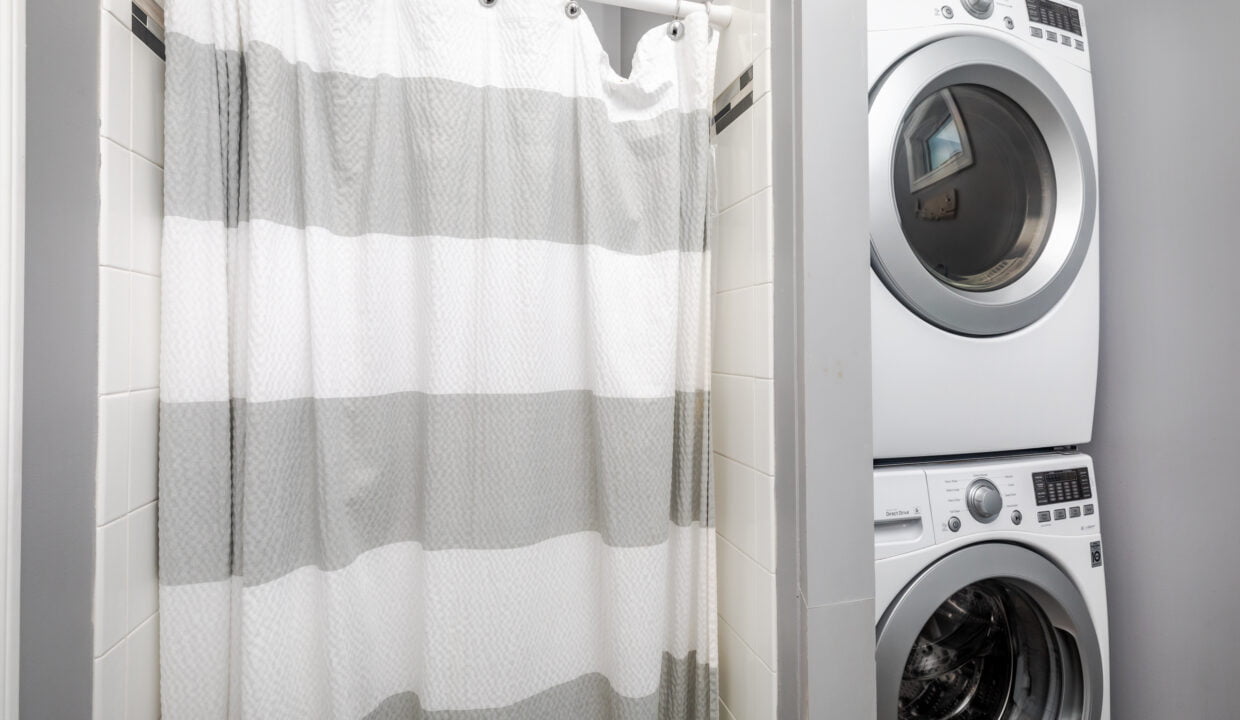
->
[158,1,718,718]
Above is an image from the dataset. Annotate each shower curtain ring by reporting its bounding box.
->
[668,0,685,39]
[564,1,582,18]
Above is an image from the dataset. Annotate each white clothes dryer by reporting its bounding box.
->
[875,452,1110,719]
[870,0,1100,459]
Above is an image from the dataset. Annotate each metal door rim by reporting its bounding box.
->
[870,35,1097,336]
[876,542,1105,719]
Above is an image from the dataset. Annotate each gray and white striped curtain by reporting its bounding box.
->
[158,1,719,717]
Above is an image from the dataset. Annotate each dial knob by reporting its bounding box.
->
[967,479,1003,523]
[961,0,995,19]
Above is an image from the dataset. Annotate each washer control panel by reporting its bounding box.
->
[1032,466,1092,505]
[920,455,1100,541]
[966,478,1004,523]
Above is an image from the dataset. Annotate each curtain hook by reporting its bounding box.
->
[564,0,581,18]
[668,0,685,40]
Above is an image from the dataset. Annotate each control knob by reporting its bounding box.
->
[967,479,1003,523]
[961,0,995,19]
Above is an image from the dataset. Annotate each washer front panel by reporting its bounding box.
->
[870,35,1097,336]
[876,543,1106,719]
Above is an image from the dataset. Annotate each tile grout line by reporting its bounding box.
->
[711,369,775,381]
[714,183,774,215]
[97,497,158,531]
[709,435,774,474]
[718,612,779,681]
[716,514,777,576]
[99,263,162,280]
[713,449,775,480]
[718,533,778,602]
[93,609,160,662]
[713,280,774,298]
[99,385,160,400]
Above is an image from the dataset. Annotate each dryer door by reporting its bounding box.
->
[870,36,1096,336]
[876,543,1104,719]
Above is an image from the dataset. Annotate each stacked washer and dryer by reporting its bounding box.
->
[867,0,1110,717]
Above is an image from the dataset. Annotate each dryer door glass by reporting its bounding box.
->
[894,86,1056,293]
[899,580,1072,719]
[868,36,1098,336]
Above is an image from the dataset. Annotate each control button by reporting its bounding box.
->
[1004,16,1014,29]
[966,479,1003,523]
[1030,27,1043,38]
[1037,511,1051,523]
[1046,30,1058,42]
[947,516,962,532]
[1069,506,1082,518]
[1061,34,1072,46]
[1053,508,1067,521]
[1011,510,1023,525]
[941,5,954,19]
[961,0,993,19]
[1075,39,1085,51]
[1084,504,1095,516]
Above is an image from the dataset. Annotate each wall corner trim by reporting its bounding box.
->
[0,0,25,716]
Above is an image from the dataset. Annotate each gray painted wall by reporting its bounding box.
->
[1082,1,1240,718]
[21,1,100,717]
[618,9,664,78]
[578,1,624,74]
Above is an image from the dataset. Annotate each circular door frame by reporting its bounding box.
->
[870,35,1098,336]
[876,542,1105,719]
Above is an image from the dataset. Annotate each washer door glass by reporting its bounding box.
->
[875,544,1104,720]
[869,36,1097,336]
[899,580,1071,719]
[894,86,1055,292]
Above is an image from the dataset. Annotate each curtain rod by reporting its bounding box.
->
[589,0,733,28]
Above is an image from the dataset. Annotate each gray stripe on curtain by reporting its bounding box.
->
[158,390,712,587]
[163,33,712,255]
[363,652,716,720]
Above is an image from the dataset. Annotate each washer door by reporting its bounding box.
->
[877,543,1104,719]
[870,36,1097,336]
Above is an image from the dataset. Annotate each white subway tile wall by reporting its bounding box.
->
[712,1,776,717]
[94,3,164,718]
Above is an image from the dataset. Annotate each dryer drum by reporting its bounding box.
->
[868,35,1098,337]
[894,86,1056,294]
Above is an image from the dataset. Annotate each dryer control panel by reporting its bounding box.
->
[1025,0,1082,36]
[1024,0,1087,55]
[866,0,1094,73]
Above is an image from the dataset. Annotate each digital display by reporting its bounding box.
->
[1025,0,1082,35]
[1032,467,1092,506]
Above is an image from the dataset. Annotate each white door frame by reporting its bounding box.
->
[0,0,24,716]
